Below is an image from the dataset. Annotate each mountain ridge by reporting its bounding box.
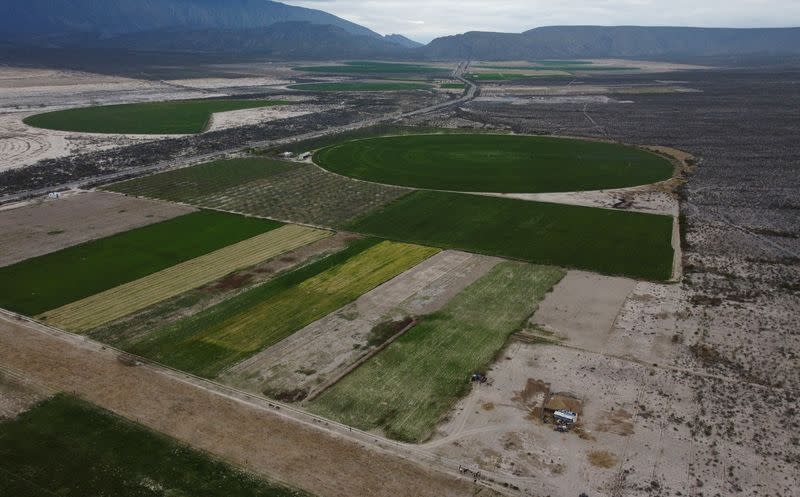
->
[422,26,800,59]
[1,1,799,61]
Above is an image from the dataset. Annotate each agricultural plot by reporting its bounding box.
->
[39,225,330,332]
[314,134,675,193]
[347,191,675,281]
[108,158,295,203]
[126,240,439,377]
[0,191,195,267]
[0,210,280,316]
[288,82,432,92]
[107,158,410,227]
[221,250,501,401]
[89,232,359,348]
[293,61,447,74]
[23,99,289,134]
[309,262,565,442]
[0,395,308,497]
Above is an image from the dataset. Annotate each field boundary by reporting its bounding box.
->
[0,309,521,496]
[37,225,331,331]
[304,318,419,402]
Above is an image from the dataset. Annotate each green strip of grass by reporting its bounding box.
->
[0,395,309,497]
[126,239,438,377]
[310,261,565,442]
[0,210,281,316]
[293,61,446,74]
[288,82,431,92]
[108,158,295,202]
[23,99,288,134]
[439,83,466,89]
[347,191,674,281]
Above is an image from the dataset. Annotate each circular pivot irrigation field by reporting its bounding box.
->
[23,99,287,135]
[314,134,674,193]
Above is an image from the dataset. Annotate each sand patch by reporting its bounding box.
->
[529,271,635,351]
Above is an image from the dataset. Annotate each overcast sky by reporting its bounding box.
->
[283,0,800,42]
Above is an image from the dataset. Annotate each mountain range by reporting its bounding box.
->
[1,0,799,60]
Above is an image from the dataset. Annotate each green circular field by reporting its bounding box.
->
[314,134,674,193]
[23,99,287,135]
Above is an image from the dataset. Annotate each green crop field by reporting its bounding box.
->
[310,262,565,442]
[0,210,280,316]
[106,158,410,227]
[288,82,431,92]
[23,99,288,134]
[347,191,674,281]
[293,61,446,74]
[314,134,674,193]
[126,239,438,377]
[0,395,308,497]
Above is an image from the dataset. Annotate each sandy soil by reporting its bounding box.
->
[476,189,677,216]
[428,341,697,497]
[164,77,292,90]
[0,369,50,420]
[0,111,192,171]
[221,250,501,400]
[206,103,331,132]
[0,67,335,171]
[0,67,213,111]
[0,314,498,497]
[0,67,208,170]
[425,272,795,497]
[0,190,195,267]
[528,271,636,349]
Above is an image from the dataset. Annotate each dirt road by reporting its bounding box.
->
[0,313,498,497]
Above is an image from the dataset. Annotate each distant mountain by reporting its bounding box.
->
[422,26,800,59]
[384,34,423,49]
[103,23,407,58]
[0,0,381,43]
[3,2,799,64]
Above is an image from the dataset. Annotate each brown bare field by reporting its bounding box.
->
[0,191,196,267]
[527,270,635,349]
[0,370,50,420]
[0,314,497,497]
[39,225,331,332]
[220,250,501,400]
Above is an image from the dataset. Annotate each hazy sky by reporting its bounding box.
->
[284,0,800,42]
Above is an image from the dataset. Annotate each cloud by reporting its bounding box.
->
[283,0,800,42]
